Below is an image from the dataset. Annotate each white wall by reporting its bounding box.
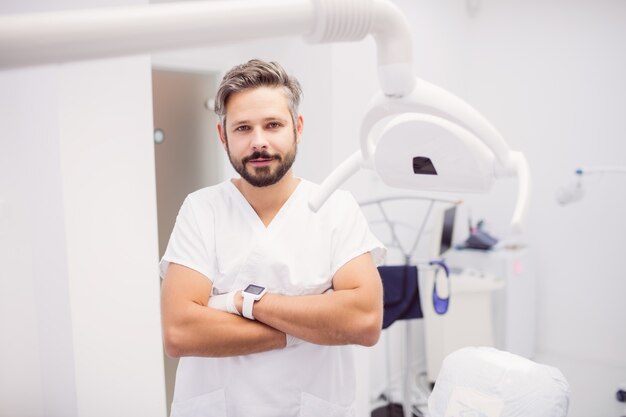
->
[326,1,626,415]
[1,66,75,417]
[459,4,626,415]
[461,0,626,367]
[330,0,626,366]
[0,1,167,416]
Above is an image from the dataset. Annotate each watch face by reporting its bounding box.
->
[244,284,265,295]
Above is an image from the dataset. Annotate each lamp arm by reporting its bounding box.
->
[304,0,415,97]
[0,0,314,69]
[308,151,365,211]
[370,0,415,96]
[0,0,415,98]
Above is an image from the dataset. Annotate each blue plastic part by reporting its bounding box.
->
[429,259,450,315]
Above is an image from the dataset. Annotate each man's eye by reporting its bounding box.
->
[235,125,249,132]
[267,122,281,129]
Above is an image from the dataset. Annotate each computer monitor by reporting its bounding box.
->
[439,206,456,256]
[429,205,457,259]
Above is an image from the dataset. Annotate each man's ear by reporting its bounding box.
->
[295,115,304,144]
[217,122,228,150]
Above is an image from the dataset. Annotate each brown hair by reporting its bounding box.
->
[214,59,302,128]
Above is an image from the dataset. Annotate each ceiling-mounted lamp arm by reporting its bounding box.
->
[0,0,415,89]
[0,0,317,69]
[370,0,415,97]
[304,0,415,97]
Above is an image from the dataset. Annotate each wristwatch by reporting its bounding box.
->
[242,284,267,320]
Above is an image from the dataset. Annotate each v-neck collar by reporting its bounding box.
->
[225,178,305,233]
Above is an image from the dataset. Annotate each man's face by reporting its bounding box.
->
[218,86,303,188]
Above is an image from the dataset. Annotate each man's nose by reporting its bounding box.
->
[250,127,269,150]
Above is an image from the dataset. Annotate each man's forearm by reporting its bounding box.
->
[163,302,286,358]
[237,253,384,347]
[250,289,382,347]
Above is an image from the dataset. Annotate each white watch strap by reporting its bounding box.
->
[242,293,255,320]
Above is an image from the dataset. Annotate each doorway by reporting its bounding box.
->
[152,68,221,414]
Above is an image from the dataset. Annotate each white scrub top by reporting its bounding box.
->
[160,179,385,417]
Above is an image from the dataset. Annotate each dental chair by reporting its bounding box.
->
[429,347,570,417]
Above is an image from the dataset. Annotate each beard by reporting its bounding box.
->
[227,140,297,187]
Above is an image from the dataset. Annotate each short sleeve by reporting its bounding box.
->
[159,196,215,281]
[330,192,386,276]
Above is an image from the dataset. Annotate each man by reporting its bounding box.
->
[160,59,385,417]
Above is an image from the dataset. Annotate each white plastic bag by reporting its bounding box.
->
[428,347,570,417]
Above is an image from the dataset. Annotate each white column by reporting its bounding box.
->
[0,30,166,417]
[58,56,166,417]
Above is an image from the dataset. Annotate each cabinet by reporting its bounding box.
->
[421,247,537,382]
[444,247,537,359]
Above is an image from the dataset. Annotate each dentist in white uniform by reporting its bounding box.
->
[160,59,386,417]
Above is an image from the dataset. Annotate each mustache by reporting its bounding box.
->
[242,150,281,164]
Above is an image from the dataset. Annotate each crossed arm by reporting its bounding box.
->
[160,252,383,358]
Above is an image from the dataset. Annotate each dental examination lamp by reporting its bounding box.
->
[0,0,529,232]
[556,165,626,205]
[308,80,531,235]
